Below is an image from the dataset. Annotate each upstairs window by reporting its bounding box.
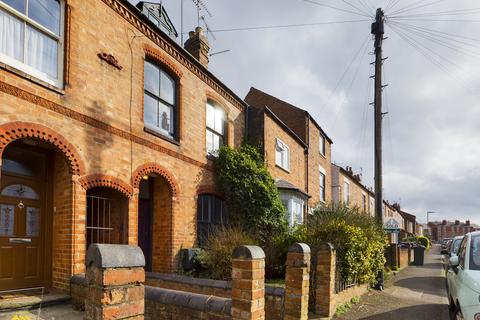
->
[197,194,227,247]
[319,169,326,203]
[362,194,367,212]
[319,135,326,156]
[343,180,350,206]
[0,0,64,86]
[144,60,177,139]
[206,100,225,156]
[275,138,290,171]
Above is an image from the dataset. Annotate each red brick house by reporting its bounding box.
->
[428,220,478,241]
[0,0,246,292]
[245,88,333,224]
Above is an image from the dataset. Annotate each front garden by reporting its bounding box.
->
[180,144,388,292]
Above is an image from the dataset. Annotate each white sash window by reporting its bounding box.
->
[0,0,64,87]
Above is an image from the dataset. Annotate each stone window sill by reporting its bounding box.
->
[0,62,65,95]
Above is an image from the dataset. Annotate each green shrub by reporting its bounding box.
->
[416,236,430,249]
[264,225,307,279]
[306,204,387,284]
[195,225,257,280]
[214,144,288,242]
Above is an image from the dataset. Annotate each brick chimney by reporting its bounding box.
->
[442,220,447,225]
[455,220,460,225]
[466,220,471,226]
[392,203,401,211]
[184,27,210,68]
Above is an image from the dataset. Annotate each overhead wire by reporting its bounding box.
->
[330,34,371,131]
[340,0,374,18]
[386,22,478,95]
[388,20,480,59]
[388,0,448,16]
[300,0,373,18]
[388,7,480,19]
[318,34,371,117]
[385,21,480,47]
[206,19,371,33]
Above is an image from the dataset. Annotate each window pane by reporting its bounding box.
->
[159,100,173,136]
[214,108,224,134]
[160,70,175,105]
[206,103,215,129]
[213,133,220,152]
[26,26,58,78]
[1,184,39,199]
[2,0,26,14]
[26,207,40,237]
[0,9,24,61]
[28,0,60,35]
[0,204,14,236]
[144,93,158,128]
[206,130,214,154]
[144,61,159,96]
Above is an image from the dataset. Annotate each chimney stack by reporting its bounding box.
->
[466,220,471,226]
[455,220,460,225]
[184,27,210,68]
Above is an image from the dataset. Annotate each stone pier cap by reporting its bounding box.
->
[86,244,145,268]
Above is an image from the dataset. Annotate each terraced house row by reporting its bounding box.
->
[0,0,416,294]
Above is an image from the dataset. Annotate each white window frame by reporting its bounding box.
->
[275,138,290,171]
[205,100,226,156]
[343,179,350,206]
[361,192,367,212]
[319,135,326,156]
[319,165,326,203]
[0,1,65,87]
[281,193,305,227]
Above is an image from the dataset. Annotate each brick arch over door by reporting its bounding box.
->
[132,163,179,199]
[78,174,133,198]
[0,121,85,175]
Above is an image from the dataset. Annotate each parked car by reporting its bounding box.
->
[446,231,480,320]
[442,238,453,254]
[444,236,464,271]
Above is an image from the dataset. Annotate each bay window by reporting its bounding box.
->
[0,0,64,86]
[144,60,177,139]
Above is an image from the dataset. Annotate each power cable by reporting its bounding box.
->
[318,34,371,117]
[340,0,373,18]
[206,19,371,33]
[300,0,373,18]
[388,0,448,16]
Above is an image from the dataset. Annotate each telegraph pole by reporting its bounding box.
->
[372,8,385,290]
[372,8,385,226]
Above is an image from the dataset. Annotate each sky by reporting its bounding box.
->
[130,0,480,224]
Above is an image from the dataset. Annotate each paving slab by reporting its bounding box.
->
[333,244,449,320]
[0,303,83,320]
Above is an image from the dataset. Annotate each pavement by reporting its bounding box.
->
[334,244,450,320]
[0,304,83,320]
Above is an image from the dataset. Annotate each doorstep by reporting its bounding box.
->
[0,288,70,312]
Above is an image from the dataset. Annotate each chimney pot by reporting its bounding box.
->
[184,27,210,68]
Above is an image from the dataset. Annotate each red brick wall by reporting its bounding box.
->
[152,178,173,273]
[0,0,245,291]
[52,152,74,290]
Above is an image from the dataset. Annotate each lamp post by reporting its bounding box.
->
[427,211,435,224]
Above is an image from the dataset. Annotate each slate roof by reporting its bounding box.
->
[245,87,333,145]
[275,179,310,198]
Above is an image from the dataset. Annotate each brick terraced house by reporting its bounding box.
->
[245,87,333,225]
[0,0,246,292]
[331,164,375,216]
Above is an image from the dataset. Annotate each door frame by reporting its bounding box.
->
[0,143,54,290]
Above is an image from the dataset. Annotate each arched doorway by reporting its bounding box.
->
[133,163,178,273]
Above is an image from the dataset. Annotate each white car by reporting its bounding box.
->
[447,231,480,320]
